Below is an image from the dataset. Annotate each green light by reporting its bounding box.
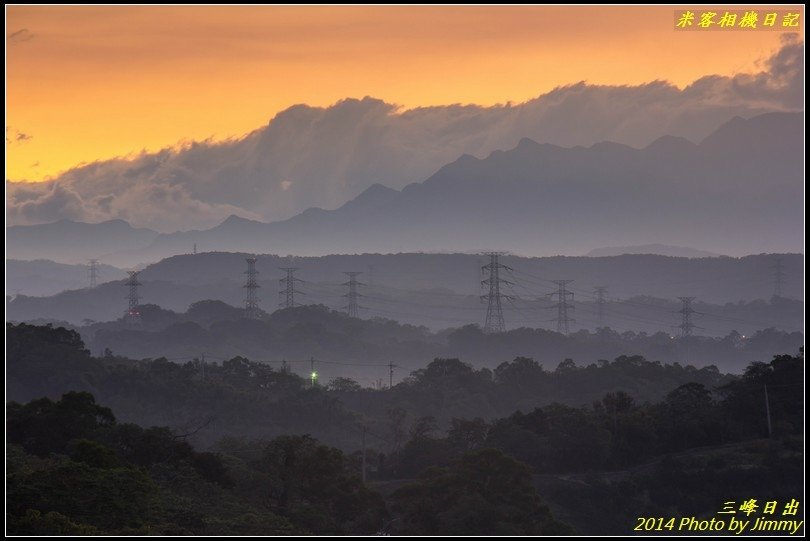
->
[311,371,318,379]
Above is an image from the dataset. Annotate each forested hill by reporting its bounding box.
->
[7,323,803,535]
[4,322,769,450]
[67,303,804,376]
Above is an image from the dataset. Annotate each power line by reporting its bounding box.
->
[481,252,514,333]
[340,280,474,300]
[386,276,788,332]
[363,294,482,311]
[369,275,729,335]
[313,279,780,335]
[506,297,548,328]
[576,302,678,331]
[363,305,479,324]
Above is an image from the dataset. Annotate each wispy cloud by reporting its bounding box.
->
[6,39,803,232]
[8,28,34,44]
[6,127,33,144]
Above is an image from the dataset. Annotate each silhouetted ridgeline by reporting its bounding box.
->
[6,323,803,535]
[59,302,804,376]
[6,252,804,337]
[7,322,789,450]
[7,113,803,263]
[8,259,126,297]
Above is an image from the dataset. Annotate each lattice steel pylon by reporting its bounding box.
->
[279,267,304,308]
[547,280,575,335]
[343,272,365,318]
[677,296,696,337]
[124,270,142,323]
[480,252,514,333]
[88,259,99,288]
[676,296,699,363]
[244,256,261,319]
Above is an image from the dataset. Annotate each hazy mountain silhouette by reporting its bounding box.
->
[7,219,158,264]
[6,112,802,266]
[586,245,720,258]
[7,259,126,297]
[6,251,803,338]
[107,111,809,262]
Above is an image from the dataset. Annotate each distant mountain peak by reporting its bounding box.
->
[700,111,800,149]
[516,137,541,150]
[336,183,400,211]
[220,214,263,227]
[7,218,160,266]
[358,183,398,198]
[644,134,696,151]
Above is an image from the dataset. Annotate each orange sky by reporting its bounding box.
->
[5,5,803,182]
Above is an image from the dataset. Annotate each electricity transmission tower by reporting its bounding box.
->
[480,252,513,333]
[124,271,142,323]
[677,296,696,337]
[676,296,699,363]
[244,257,260,319]
[279,267,304,308]
[772,257,785,298]
[547,280,575,335]
[88,259,99,288]
[343,272,365,318]
[594,286,608,328]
